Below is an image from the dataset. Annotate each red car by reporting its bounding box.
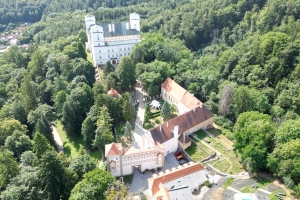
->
[174,151,182,157]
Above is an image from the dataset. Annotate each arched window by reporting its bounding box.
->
[110,161,116,172]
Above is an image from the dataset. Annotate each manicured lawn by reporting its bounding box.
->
[210,158,231,173]
[223,178,235,188]
[196,141,215,155]
[195,130,208,140]
[55,121,101,161]
[185,142,209,162]
[240,177,272,193]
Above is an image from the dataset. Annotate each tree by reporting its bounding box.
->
[122,99,132,121]
[275,119,300,145]
[117,56,136,90]
[0,166,45,200]
[69,169,115,200]
[20,75,37,114]
[104,180,129,200]
[9,101,27,125]
[103,61,115,76]
[0,148,19,189]
[129,95,136,117]
[218,84,234,117]
[32,132,54,158]
[161,101,171,119]
[77,42,87,60]
[35,114,56,147]
[69,154,97,179]
[233,111,275,172]
[294,183,300,198]
[93,106,114,149]
[20,151,35,168]
[38,150,77,200]
[5,130,32,159]
[0,119,27,146]
[81,116,96,150]
[124,121,132,139]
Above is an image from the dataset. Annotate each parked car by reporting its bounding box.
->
[179,158,189,165]
[174,150,182,157]
[176,155,185,160]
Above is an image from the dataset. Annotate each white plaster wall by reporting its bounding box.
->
[107,156,122,177]
[177,102,189,115]
[162,138,177,155]
[183,117,214,135]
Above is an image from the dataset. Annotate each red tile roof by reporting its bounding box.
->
[161,78,186,101]
[105,143,126,156]
[107,88,121,98]
[180,91,202,110]
[150,163,205,196]
[149,105,213,144]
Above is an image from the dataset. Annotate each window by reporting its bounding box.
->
[98,43,100,46]
[120,48,122,51]
[124,48,126,50]
[108,49,110,52]
[116,54,118,57]
[128,47,130,50]
[99,50,101,53]
[112,54,114,57]
[112,49,114,52]
[99,56,101,58]
[120,54,122,56]
[110,162,116,172]
[124,53,126,56]
[108,55,110,58]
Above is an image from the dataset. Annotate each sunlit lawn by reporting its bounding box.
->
[240,177,271,193]
[223,178,235,188]
[185,142,209,162]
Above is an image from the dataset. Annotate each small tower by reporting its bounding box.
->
[85,14,96,31]
[129,13,140,31]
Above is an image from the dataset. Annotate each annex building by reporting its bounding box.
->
[105,78,214,177]
[85,13,141,66]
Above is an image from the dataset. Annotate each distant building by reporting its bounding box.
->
[85,13,141,67]
[148,162,209,200]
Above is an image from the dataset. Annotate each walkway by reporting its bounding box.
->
[132,84,147,148]
[51,126,64,152]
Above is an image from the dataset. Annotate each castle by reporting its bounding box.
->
[84,13,141,66]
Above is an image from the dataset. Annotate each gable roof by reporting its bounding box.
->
[98,22,140,37]
[179,91,202,110]
[148,163,205,196]
[161,78,187,101]
[105,143,126,157]
[178,134,191,144]
[149,105,213,144]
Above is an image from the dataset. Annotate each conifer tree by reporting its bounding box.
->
[122,100,132,121]
[81,116,96,150]
[124,121,132,139]
[161,101,171,120]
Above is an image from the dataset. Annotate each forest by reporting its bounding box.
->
[1,0,300,199]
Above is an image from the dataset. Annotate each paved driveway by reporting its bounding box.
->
[129,154,180,195]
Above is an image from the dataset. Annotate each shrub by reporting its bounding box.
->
[154,118,160,124]
[205,180,212,188]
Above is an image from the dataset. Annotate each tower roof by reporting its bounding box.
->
[108,88,121,98]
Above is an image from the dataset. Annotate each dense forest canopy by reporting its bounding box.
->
[1,0,300,198]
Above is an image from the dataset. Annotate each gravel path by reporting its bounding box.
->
[262,183,283,192]
[52,126,63,152]
[202,177,228,200]
[230,178,258,190]
[222,188,237,200]
[255,190,270,200]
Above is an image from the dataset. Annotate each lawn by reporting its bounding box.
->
[196,141,215,155]
[269,189,287,200]
[185,142,209,162]
[209,158,232,173]
[55,121,101,160]
[195,130,208,140]
[240,177,272,193]
[121,174,134,186]
[223,178,235,188]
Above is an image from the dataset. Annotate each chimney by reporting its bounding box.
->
[193,108,195,112]
[173,125,179,152]
[200,103,203,108]
[112,24,115,31]
[160,125,161,131]
[167,122,168,128]
[109,24,112,32]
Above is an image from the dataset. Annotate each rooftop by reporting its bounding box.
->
[107,88,121,98]
[149,106,214,144]
[168,186,195,200]
[105,143,126,157]
[98,22,140,37]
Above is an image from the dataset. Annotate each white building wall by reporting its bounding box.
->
[162,138,177,155]
[177,102,189,115]
[107,155,122,177]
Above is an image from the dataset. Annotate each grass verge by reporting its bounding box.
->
[122,174,134,185]
[268,189,287,200]
[223,178,235,188]
[240,177,272,193]
[195,130,208,140]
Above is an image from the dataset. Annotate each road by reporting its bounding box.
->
[52,125,64,152]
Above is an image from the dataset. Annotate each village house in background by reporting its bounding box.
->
[107,88,121,99]
[148,162,209,200]
[85,13,141,66]
[105,78,214,177]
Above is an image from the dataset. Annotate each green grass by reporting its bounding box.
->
[185,142,209,162]
[208,128,222,137]
[55,121,101,160]
[196,141,215,155]
[195,130,208,140]
[86,51,94,65]
[269,189,287,200]
[223,178,235,188]
[240,177,272,193]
